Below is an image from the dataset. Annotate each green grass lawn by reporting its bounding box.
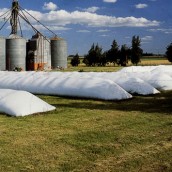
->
[0,91,172,171]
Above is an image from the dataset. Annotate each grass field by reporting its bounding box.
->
[0,90,172,171]
[66,66,123,72]
[140,57,171,66]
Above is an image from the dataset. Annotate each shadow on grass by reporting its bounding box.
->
[53,91,172,115]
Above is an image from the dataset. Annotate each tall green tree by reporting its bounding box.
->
[118,44,130,66]
[100,52,107,66]
[106,40,119,65]
[131,36,143,65]
[83,43,105,66]
[166,43,172,62]
[94,44,103,66]
[70,53,80,66]
[83,43,95,66]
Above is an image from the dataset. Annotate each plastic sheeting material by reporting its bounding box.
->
[0,72,132,100]
[118,65,172,91]
[0,89,56,116]
[0,65,171,101]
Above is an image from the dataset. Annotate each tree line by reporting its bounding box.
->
[71,36,172,66]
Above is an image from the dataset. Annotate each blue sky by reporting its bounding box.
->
[0,0,172,55]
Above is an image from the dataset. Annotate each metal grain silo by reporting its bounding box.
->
[27,33,51,70]
[51,37,67,69]
[6,34,26,71]
[0,37,6,70]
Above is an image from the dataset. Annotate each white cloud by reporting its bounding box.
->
[103,0,117,3]
[23,10,43,21]
[43,2,57,11]
[0,8,11,21]
[125,36,130,39]
[0,8,8,14]
[141,36,153,44]
[149,28,172,34]
[84,7,100,13]
[33,25,70,31]
[100,34,109,37]
[77,30,90,33]
[8,8,159,32]
[32,10,159,27]
[135,4,148,9]
[141,36,153,41]
[7,24,70,32]
[97,29,110,32]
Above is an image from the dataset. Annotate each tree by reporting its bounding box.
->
[83,43,105,66]
[166,43,172,62]
[118,44,130,66]
[93,44,101,66]
[106,40,119,65]
[83,43,95,66]
[100,52,107,66]
[131,36,143,65]
[70,53,80,66]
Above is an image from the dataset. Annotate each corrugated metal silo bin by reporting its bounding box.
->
[0,37,6,70]
[45,38,51,69]
[6,34,26,71]
[51,37,67,69]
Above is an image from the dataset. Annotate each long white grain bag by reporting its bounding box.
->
[0,89,56,117]
[82,72,160,95]
[0,72,132,100]
[36,71,159,95]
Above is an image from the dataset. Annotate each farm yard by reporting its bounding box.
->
[0,0,172,171]
[0,61,172,171]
